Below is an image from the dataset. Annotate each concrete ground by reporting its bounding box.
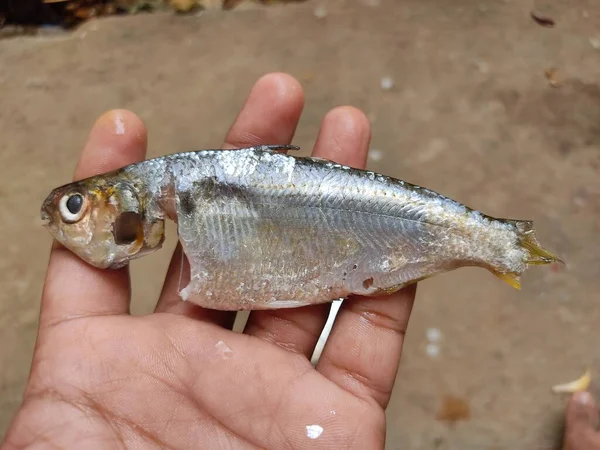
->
[1,0,599,448]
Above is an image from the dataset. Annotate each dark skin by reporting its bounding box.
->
[564,392,600,450]
[1,73,597,449]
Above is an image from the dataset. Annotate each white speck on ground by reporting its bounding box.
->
[573,195,587,208]
[313,5,327,19]
[306,424,324,439]
[215,340,233,359]
[589,37,600,49]
[380,76,394,90]
[25,77,49,89]
[330,410,336,415]
[415,138,447,163]
[369,148,384,162]
[475,60,490,74]
[426,327,442,343]
[426,343,440,358]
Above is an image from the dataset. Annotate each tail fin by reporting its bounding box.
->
[492,219,564,290]
[511,220,564,265]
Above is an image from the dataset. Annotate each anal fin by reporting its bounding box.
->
[493,271,522,290]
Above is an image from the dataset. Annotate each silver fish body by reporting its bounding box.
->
[41,145,561,310]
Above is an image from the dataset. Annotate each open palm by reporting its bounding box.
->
[2,73,416,449]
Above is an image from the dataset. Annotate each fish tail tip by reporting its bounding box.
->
[526,242,564,266]
[510,219,565,266]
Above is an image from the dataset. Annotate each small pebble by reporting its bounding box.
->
[573,195,587,208]
[426,327,442,343]
[25,77,49,89]
[380,76,394,90]
[589,37,600,49]
[368,148,384,162]
[426,343,440,358]
[476,60,490,74]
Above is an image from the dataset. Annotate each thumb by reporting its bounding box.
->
[563,391,600,450]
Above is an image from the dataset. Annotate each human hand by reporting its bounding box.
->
[2,73,416,449]
[562,392,600,450]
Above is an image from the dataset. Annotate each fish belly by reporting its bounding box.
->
[175,189,444,310]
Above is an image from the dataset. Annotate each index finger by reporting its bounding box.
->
[40,110,148,329]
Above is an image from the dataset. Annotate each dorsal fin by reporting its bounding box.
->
[254,145,300,152]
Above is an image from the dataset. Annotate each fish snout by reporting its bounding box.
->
[40,208,51,227]
[40,193,57,227]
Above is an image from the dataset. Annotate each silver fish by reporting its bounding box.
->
[40,145,562,310]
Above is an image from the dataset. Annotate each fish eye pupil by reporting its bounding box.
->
[66,194,83,214]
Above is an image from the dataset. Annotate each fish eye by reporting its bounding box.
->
[59,192,87,223]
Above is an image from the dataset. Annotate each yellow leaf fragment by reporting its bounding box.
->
[552,369,591,394]
[170,0,198,12]
[544,68,562,88]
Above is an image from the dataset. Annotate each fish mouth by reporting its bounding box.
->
[40,209,51,227]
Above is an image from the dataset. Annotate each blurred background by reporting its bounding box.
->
[1,0,599,448]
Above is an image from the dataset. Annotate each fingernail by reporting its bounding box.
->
[574,391,594,406]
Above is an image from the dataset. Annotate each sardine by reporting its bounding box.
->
[40,145,562,310]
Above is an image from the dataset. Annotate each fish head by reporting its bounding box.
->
[40,174,165,269]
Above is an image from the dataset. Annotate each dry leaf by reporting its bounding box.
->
[544,68,561,87]
[531,11,555,27]
[552,369,592,394]
[436,395,471,424]
[171,0,199,12]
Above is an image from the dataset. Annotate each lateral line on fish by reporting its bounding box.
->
[213,195,458,231]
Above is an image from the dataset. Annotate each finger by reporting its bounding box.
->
[563,391,600,450]
[155,73,305,326]
[222,72,304,149]
[40,110,148,329]
[316,282,417,409]
[243,106,371,357]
